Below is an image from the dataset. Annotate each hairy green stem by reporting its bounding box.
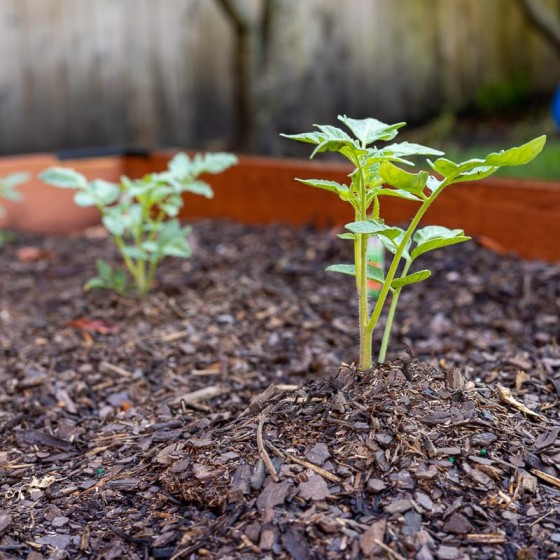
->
[378,259,411,363]
[355,161,373,370]
[366,180,450,359]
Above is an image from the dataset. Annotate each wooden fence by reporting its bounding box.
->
[0,0,558,155]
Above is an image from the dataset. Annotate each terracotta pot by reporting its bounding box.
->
[1,150,559,262]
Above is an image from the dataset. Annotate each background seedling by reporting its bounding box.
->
[41,152,237,295]
[283,116,545,368]
[0,172,29,245]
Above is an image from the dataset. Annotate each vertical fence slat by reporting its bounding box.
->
[0,0,28,153]
[0,0,558,155]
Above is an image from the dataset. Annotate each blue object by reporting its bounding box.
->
[553,85,560,129]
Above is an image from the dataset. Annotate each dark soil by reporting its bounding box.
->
[1,221,559,560]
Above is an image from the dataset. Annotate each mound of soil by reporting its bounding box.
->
[0,221,559,559]
[160,359,560,559]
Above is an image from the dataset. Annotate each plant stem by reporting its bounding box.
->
[145,257,160,293]
[378,260,411,363]
[355,162,373,370]
[366,180,450,359]
[357,232,372,369]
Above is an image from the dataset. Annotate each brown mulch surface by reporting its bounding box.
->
[0,220,559,559]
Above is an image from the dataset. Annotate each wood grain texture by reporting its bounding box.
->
[0,0,558,154]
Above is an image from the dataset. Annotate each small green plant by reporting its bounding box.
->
[282,116,545,369]
[0,172,29,244]
[41,152,237,295]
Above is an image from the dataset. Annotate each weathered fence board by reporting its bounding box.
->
[0,0,558,154]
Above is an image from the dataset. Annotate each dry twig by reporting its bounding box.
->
[257,414,279,483]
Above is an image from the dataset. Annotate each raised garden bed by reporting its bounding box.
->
[1,151,559,559]
[1,150,559,261]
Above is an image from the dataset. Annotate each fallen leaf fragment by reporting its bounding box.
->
[16,246,56,262]
[476,235,508,255]
[68,318,119,334]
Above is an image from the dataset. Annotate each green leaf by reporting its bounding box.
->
[84,277,107,291]
[161,238,191,258]
[337,115,405,145]
[296,178,349,197]
[379,161,428,195]
[378,227,411,260]
[391,269,431,289]
[96,259,113,280]
[383,141,444,158]
[182,180,214,198]
[326,263,385,283]
[345,220,402,240]
[102,204,143,236]
[453,166,498,184]
[311,125,356,157]
[0,185,23,202]
[159,200,181,217]
[362,147,415,169]
[121,245,149,261]
[337,232,355,240]
[89,179,120,205]
[425,175,442,193]
[429,136,546,182]
[485,135,546,166]
[0,172,29,201]
[326,263,356,276]
[1,172,30,188]
[280,131,325,145]
[85,261,129,295]
[168,151,236,178]
[366,264,385,283]
[377,188,422,201]
[40,167,88,189]
[428,158,461,179]
[168,153,192,177]
[281,126,357,158]
[411,226,471,260]
[102,213,125,236]
[191,152,238,175]
[74,191,97,207]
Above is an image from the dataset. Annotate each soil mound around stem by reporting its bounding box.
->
[161,359,560,559]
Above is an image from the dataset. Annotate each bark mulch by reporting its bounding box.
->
[0,221,559,559]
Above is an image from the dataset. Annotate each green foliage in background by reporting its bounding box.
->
[475,73,530,116]
[41,152,237,296]
[0,172,29,245]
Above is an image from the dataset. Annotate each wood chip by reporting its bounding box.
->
[531,469,560,489]
[359,518,386,557]
[99,361,133,377]
[257,414,279,483]
[496,385,545,420]
[465,533,506,544]
[169,385,224,406]
[533,426,560,451]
